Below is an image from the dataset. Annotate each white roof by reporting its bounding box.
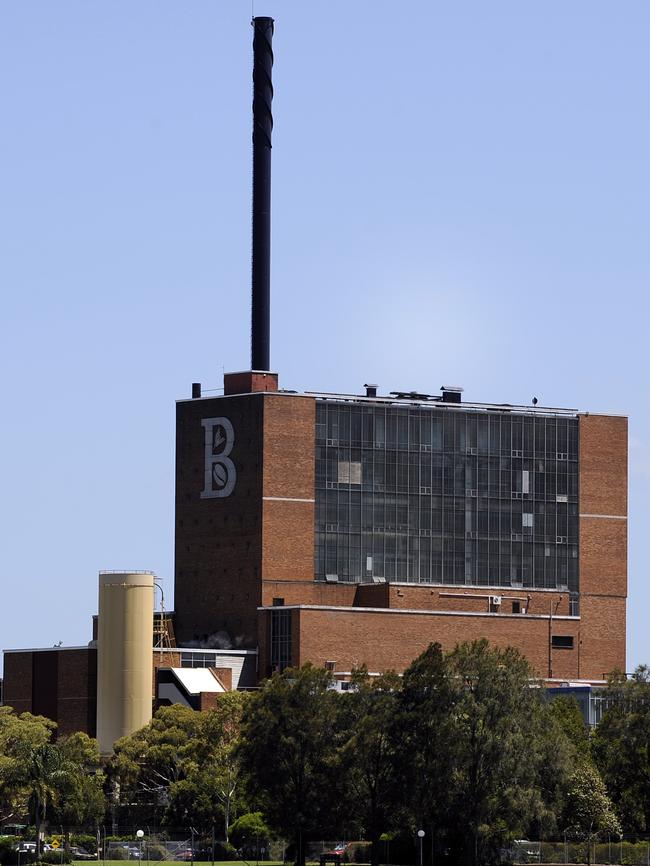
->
[170,667,226,694]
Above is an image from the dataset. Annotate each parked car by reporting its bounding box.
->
[175,849,196,862]
[14,843,53,854]
[70,847,96,860]
[324,844,348,858]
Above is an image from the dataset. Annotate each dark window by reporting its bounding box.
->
[270,609,292,672]
[315,401,579,592]
[272,597,285,606]
[552,635,574,649]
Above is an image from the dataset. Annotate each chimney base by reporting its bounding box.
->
[224,370,279,395]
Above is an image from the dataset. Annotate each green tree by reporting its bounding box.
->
[0,708,54,823]
[0,709,85,856]
[47,733,105,850]
[392,643,460,854]
[25,744,73,856]
[337,669,401,866]
[533,700,582,840]
[238,664,339,866]
[548,696,591,764]
[110,697,249,835]
[229,812,272,852]
[197,692,248,841]
[446,640,549,866]
[563,764,620,865]
[592,667,650,833]
[110,704,205,826]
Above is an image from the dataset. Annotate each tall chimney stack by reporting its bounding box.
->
[251,16,274,372]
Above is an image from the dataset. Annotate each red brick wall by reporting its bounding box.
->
[261,584,570,617]
[578,596,626,681]
[211,667,233,690]
[261,580,357,608]
[382,584,571,617]
[261,395,315,586]
[580,518,627,599]
[198,692,222,711]
[578,414,628,677]
[292,607,581,681]
[224,371,279,395]
[580,414,628,517]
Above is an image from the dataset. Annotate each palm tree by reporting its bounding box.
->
[25,745,70,857]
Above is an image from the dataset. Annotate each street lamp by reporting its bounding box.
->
[136,830,144,864]
[417,830,425,866]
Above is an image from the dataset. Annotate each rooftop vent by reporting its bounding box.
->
[440,385,463,403]
[364,383,378,398]
[390,390,437,401]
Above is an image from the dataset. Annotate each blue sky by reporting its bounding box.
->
[1,1,647,674]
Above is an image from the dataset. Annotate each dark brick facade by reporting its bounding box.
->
[173,389,318,648]
[3,648,97,738]
[174,393,265,646]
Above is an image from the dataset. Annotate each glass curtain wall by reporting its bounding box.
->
[314,400,579,591]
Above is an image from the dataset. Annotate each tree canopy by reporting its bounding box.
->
[592,667,650,834]
[237,663,341,866]
[9,645,650,866]
[109,695,249,835]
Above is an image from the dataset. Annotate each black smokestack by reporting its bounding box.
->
[251,16,274,372]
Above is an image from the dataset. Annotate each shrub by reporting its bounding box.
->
[70,836,97,856]
[230,813,272,850]
[0,838,20,866]
[40,853,72,865]
[351,844,371,864]
[143,844,167,862]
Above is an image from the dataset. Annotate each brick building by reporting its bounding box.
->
[0,368,628,737]
[174,370,627,685]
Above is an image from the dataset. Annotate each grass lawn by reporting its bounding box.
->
[77,862,372,866]
[82,862,293,866]
[81,862,302,866]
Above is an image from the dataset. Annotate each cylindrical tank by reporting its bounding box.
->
[96,571,155,755]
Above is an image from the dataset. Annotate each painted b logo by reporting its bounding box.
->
[201,417,236,499]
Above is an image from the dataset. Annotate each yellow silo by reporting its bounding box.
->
[96,571,155,755]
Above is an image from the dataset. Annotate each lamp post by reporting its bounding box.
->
[417,830,425,866]
[136,830,144,864]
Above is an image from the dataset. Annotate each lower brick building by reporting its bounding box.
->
[1,638,257,739]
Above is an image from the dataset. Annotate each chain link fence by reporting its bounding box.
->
[510,838,650,865]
